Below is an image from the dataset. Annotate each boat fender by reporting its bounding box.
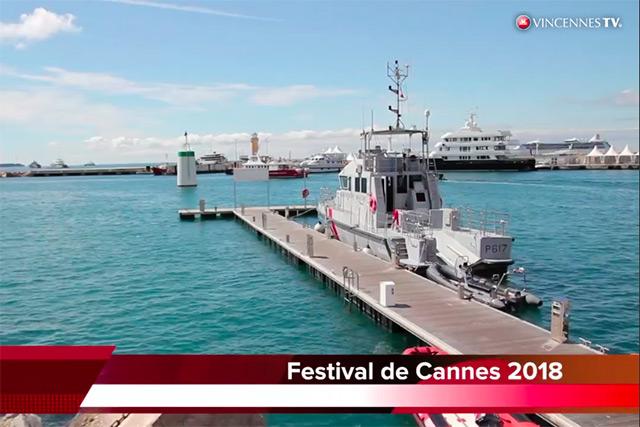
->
[524,292,543,307]
[436,263,462,281]
[313,222,325,233]
[369,194,377,213]
[363,246,373,255]
[488,298,507,310]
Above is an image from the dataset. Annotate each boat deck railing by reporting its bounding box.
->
[457,207,510,236]
[318,187,337,207]
[364,155,427,173]
[398,210,434,238]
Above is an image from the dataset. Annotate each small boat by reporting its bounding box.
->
[28,161,41,169]
[152,166,167,176]
[403,346,539,427]
[49,159,68,168]
[152,163,176,175]
[84,161,96,167]
[268,162,308,179]
[419,413,539,427]
[402,346,445,356]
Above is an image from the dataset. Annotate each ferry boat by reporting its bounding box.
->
[268,161,308,179]
[197,151,229,174]
[301,146,349,173]
[317,61,541,312]
[518,134,611,156]
[49,159,69,168]
[28,161,41,169]
[429,114,535,171]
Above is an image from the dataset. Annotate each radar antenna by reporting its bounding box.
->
[387,60,409,130]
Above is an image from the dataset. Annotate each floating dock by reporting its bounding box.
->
[179,205,638,427]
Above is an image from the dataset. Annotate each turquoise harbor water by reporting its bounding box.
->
[1,170,638,426]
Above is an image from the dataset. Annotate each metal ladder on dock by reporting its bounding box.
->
[342,266,360,305]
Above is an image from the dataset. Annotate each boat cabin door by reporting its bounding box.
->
[385,177,394,212]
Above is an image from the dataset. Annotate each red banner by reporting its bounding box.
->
[0,346,638,414]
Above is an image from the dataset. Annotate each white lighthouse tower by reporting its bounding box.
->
[177,131,197,187]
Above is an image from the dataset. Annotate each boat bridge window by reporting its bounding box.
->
[494,145,506,151]
[409,175,421,189]
[340,176,351,190]
[415,192,426,202]
[460,146,470,152]
[355,177,360,192]
[361,177,367,193]
[397,175,407,193]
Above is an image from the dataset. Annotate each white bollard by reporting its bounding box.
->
[379,281,395,307]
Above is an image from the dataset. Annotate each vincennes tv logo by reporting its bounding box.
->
[516,14,622,30]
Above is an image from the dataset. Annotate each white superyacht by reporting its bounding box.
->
[301,146,348,173]
[430,114,535,171]
[317,61,541,311]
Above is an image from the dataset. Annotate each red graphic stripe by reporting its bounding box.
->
[96,355,295,384]
[0,346,114,413]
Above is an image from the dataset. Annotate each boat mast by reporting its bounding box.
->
[183,131,190,150]
[387,60,408,130]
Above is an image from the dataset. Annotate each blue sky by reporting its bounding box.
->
[0,0,638,164]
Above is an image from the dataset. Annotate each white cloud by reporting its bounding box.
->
[612,89,639,107]
[252,85,357,106]
[103,0,278,21]
[0,8,80,48]
[0,88,138,136]
[84,129,364,159]
[0,65,356,107]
